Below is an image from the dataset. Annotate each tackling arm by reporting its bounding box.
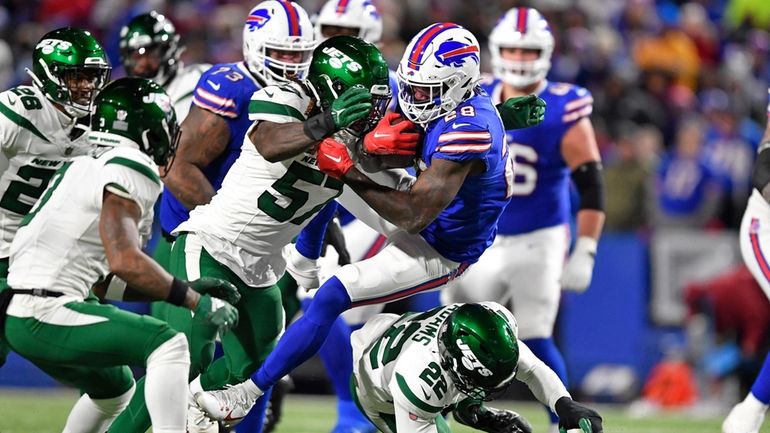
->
[249,121,318,163]
[161,105,230,210]
[99,190,200,310]
[341,158,482,234]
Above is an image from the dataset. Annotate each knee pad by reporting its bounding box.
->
[92,381,135,416]
[147,333,190,369]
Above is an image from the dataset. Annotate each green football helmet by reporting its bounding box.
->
[119,11,181,86]
[307,35,391,136]
[89,77,180,167]
[27,27,111,118]
[438,304,520,401]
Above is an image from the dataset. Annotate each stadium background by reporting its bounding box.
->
[3,0,770,431]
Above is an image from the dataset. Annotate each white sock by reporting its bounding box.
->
[243,379,263,400]
[145,333,190,433]
[189,375,204,395]
[62,383,135,433]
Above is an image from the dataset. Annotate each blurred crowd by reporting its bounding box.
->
[2,0,770,231]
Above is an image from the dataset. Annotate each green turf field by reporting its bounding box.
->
[0,389,755,433]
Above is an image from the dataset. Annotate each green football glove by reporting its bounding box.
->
[188,277,241,305]
[555,397,603,433]
[304,86,373,140]
[453,399,533,433]
[496,94,546,130]
[330,86,372,129]
[193,294,239,336]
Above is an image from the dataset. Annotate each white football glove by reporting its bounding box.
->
[284,245,320,290]
[560,236,598,293]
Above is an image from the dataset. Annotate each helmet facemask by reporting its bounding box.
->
[29,60,111,118]
[488,8,554,89]
[491,46,551,88]
[121,41,181,85]
[398,71,472,125]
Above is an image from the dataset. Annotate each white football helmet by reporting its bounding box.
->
[489,7,554,88]
[243,0,317,85]
[397,23,481,124]
[315,0,383,44]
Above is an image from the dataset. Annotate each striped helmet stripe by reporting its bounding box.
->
[336,0,350,14]
[279,0,301,36]
[516,7,528,34]
[407,22,459,70]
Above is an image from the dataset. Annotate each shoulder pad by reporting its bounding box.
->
[249,83,310,123]
[192,64,252,118]
[549,83,593,124]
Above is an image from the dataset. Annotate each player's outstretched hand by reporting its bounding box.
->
[317,137,354,179]
[453,400,533,433]
[331,86,373,129]
[188,277,241,305]
[555,397,603,433]
[194,294,239,334]
[363,112,421,156]
[496,94,546,130]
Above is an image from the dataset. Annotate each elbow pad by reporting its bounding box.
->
[753,142,770,192]
[571,161,606,211]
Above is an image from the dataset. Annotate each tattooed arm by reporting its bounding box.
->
[341,158,483,234]
[161,105,231,210]
[99,190,200,309]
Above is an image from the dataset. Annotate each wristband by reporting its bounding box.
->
[303,110,336,141]
[167,277,189,306]
[104,276,127,301]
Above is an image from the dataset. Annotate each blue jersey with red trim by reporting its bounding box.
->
[418,88,513,263]
[159,62,262,234]
[481,77,593,235]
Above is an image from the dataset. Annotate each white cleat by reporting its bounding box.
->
[187,390,219,433]
[195,383,259,426]
[723,395,767,433]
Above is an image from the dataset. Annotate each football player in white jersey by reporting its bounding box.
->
[0,77,239,433]
[443,9,605,431]
[120,10,209,122]
[0,27,110,277]
[0,27,111,367]
[352,302,602,433]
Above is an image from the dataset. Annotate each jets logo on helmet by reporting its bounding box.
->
[246,9,272,30]
[435,40,479,68]
[456,339,494,377]
[489,7,554,88]
[322,46,362,72]
[242,0,316,86]
[397,23,481,124]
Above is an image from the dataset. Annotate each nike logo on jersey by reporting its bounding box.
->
[207,80,221,91]
[451,123,470,129]
[264,90,274,98]
[326,154,342,163]
[420,386,431,400]
[7,95,16,106]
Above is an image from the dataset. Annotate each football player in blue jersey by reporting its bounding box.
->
[196,22,599,433]
[443,8,605,432]
[108,2,319,432]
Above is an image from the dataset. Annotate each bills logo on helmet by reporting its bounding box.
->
[435,40,479,68]
[246,9,272,31]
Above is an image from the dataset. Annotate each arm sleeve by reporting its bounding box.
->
[248,83,310,124]
[191,68,242,119]
[560,86,593,127]
[101,154,162,217]
[515,340,571,412]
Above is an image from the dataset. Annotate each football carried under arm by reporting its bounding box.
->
[495,94,546,130]
[560,117,605,292]
[317,137,479,234]
[251,86,373,162]
[99,190,239,332]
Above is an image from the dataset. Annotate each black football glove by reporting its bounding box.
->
[323,216,351,266]
[555,397,603,433]
[453,399,533,433]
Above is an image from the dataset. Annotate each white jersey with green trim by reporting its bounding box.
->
[165,63,210,122]
[351,302,570,433]
[173,81,343,288]
[7,146,161,299]
[0,85,93,258]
